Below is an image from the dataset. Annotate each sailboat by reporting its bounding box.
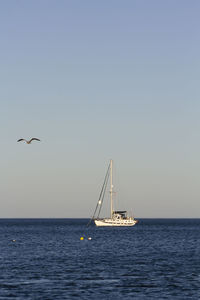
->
[93,160,138,227]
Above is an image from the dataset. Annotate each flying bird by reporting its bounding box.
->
[17,138,41,144]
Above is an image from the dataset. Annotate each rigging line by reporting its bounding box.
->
[86,162,110,228]
[86,163,110,227]
[97,169,109,218]
[97,162,110,209]
[95,162,110,219]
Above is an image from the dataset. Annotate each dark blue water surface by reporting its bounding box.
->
[0,219,199,299]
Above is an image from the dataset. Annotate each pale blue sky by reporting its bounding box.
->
[1,0,200,217]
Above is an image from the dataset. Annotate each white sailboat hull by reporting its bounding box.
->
[94,218,138,227]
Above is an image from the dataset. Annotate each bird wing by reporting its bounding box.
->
[17,139,26,142]
[30,138,41,142]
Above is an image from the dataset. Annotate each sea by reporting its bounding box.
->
[0,219,199,300]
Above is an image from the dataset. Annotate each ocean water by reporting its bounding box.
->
[0,219,199,299]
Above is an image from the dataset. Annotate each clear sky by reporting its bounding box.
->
[0,0,200,218]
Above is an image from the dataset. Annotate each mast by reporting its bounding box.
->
[110,159,113,218]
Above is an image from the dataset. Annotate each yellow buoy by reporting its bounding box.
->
[80,237,84,240]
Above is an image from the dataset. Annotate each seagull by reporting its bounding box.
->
[17,138,41,144]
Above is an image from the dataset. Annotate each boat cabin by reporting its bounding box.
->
[113,211,128,219]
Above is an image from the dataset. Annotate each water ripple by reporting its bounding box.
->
[0,218,199,299]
